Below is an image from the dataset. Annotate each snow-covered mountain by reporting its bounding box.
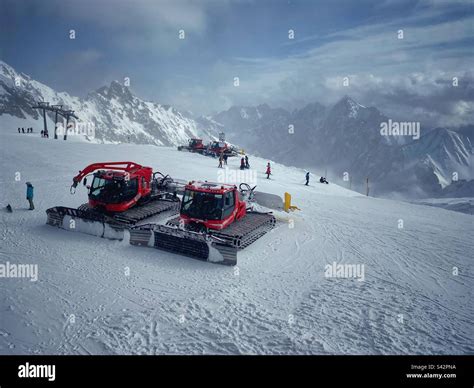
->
[0,60,217,146]
[213,98,474,198]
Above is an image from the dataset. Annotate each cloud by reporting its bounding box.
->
[186,9,474,124]
[68,49,103,65]
[46,0,230,54]
[2,0,472,126]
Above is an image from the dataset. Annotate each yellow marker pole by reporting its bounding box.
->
[284,192,291,212]
[284,192,300,212]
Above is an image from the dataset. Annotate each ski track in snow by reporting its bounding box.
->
[0,132,472,355]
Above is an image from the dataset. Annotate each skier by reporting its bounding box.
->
[218,153,224,168]
[26,182,34,210]
[21,128,25,134]
[41,130,44,137]
[17,128,20,133]
[320,176,329,184]
[223,153,228,165]
[266,162,271,179]
[245,155,250,169]
[240,157,245,170]
[305,171,310,186]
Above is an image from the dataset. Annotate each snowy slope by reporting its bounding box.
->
[0,131,472,355]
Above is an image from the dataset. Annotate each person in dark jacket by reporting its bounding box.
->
[21,128,25,133]
[26,182,34,210]
[18,128,20,133]
[245,155,250,169]
[266,163,271,179]
[320,176,328,184]
[240,157,245,170]
[305,171,310,186]
[223,153,228,165]
[218,153,224,168]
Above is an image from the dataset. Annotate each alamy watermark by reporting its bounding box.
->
[324,261,365,281]
[18,362,55,382]
[217,167,257,186]
[55,119,95,138]
[0,262,38,282]
[380,119,420,140]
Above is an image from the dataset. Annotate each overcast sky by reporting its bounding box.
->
[1,0,473,126]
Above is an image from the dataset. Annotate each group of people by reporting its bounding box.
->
[217,153,274,180]
[304,171,329,186]
[240,155,250,170]
[218,152,229,168]
[217,153,329,185]
[18,127,33,134]
[16,127,50,138]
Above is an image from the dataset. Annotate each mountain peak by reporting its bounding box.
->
[0,60,19,80]
[332,95,366,118]
[109,80,131,95]
[95,80,132,99]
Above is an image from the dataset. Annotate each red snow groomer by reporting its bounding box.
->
[203,132,239,158]
[129,182,278,266]
[204,141,240,158]
[46,162,185,238]
[177,138,205,153]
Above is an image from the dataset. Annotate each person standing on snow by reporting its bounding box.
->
[305,171,310,186]
[245,155,250,169]
[26,182,34,210]
[240,157,245,170]
[266,162,271,179]
[223,153,228,165]
[218,153,224,168]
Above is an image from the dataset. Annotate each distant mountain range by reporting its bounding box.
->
[1,59,473,199]
[212,99,474,198]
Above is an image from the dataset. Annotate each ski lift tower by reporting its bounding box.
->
[50,105,63,139]
[58,109,79,140]
[218,131,226,147]
[32,101,51,137]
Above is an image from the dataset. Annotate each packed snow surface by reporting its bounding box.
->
[0,132,472,354]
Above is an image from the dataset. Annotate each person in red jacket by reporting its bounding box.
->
[266,162,271,179]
